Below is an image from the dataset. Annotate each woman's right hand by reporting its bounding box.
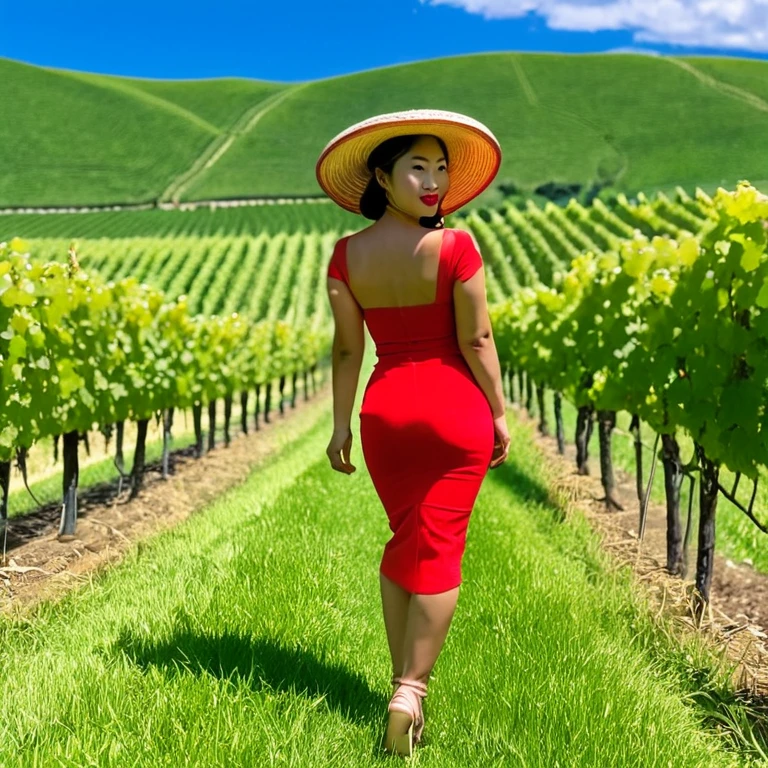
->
[489,413,510,469]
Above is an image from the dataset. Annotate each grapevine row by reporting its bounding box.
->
[484,181,768,612]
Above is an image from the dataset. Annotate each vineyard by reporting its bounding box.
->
[470,182,768,612]
[3,181,768,765]
[4,183,768,589]
[0,197,359,240]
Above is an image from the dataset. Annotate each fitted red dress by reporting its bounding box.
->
[327,228,495,594]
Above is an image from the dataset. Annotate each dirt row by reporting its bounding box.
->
[518,406,768,697]
[0,379,333,618]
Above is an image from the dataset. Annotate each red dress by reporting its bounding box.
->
[327,228,495,594]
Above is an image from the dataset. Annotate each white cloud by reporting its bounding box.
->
[419,0,768,53]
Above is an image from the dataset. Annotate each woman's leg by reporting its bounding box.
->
[400,585,460,684]
[379,571,412,679]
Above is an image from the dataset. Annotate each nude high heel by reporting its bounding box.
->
[385,677,428,756]
[391,675,428,744]
[391,676,428,744]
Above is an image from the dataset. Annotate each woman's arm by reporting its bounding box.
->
[453,267,506,418]
[328,276,365,430]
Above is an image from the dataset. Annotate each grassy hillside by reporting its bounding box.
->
[679,56,768,105]
[65,68,287,134]
[0,58,287,207]
[2,52,768,208]
[189,52,768,203]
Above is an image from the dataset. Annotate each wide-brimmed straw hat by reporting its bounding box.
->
[315,109,502,216]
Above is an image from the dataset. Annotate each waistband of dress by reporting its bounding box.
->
[374,349,465,365]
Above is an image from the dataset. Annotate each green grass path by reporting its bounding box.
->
[0,344,762,766]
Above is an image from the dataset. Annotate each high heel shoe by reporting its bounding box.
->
[391,676,428,745]
[385,678,428,756]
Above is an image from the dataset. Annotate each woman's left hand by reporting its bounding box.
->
[327,428,356,474]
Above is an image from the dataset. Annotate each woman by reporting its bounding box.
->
[316,109,510,757]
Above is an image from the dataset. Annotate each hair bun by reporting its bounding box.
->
[419,214,445,229]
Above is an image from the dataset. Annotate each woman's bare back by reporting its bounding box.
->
[344,226,446,311]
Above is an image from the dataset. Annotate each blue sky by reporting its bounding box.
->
[2,0,767,82]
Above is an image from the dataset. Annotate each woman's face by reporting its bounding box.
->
[377,135,449,220]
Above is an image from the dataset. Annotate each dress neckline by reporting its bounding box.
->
[343,229,450,312]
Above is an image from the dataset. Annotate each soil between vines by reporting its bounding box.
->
[0,377,333,619]
[518,404,768,697]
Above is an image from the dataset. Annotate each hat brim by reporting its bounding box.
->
[315,110,502,216]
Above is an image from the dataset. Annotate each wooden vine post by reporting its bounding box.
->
[596,409,623,511]
[193,402,205,457]
[553,392,565,455]
[536,384,549,436]
[660,433,685,577]
[574,404,594,476]
[628,414,643,503]
[129,417,150,500]
[693,442,718,615]
[240,391,250,434]
[59,430,79,536]
[162,408,175,479]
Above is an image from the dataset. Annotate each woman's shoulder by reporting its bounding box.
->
[343,225,375,249]
[449,227,479,247]
[445,227,474,247]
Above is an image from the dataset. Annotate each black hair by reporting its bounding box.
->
[359,134,449,229]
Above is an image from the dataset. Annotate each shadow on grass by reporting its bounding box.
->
[487,453,568,524]
[108,617,388,725]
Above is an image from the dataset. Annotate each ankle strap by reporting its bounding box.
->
[392,677,428,697]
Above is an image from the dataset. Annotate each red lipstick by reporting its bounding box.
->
[420,194,438,205]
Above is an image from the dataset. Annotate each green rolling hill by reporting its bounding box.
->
[0,57,288,207]
[2,52,768,208]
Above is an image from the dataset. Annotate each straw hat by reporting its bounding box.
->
[315,109,502,216]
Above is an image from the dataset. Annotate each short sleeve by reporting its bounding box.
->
[327,237,348,284]
[453,229,483,282]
